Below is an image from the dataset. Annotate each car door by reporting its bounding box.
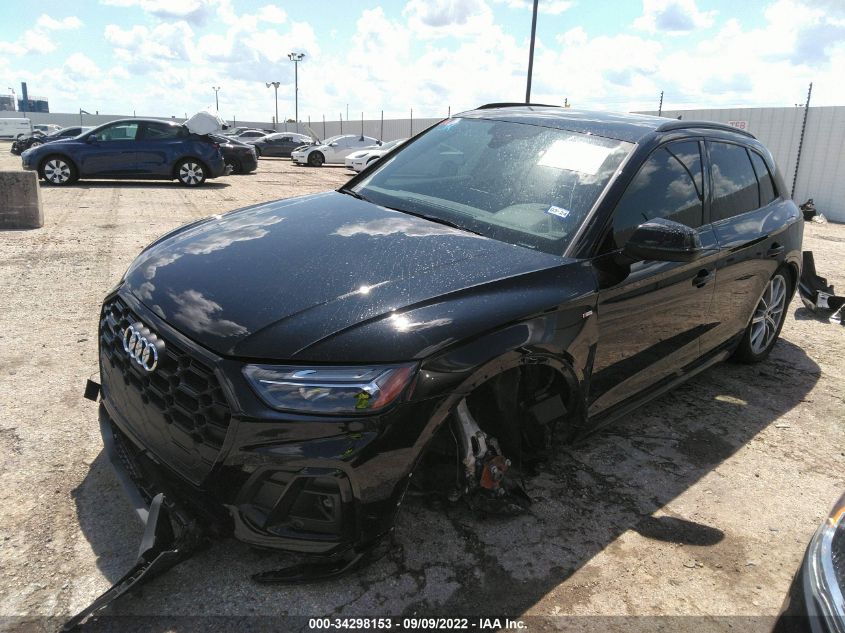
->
[270,136,292,157]
[700,140,791,352]
[588,139,720,418]
[78,122,140,176]
[135,122,190,176]
[324,136,351,162]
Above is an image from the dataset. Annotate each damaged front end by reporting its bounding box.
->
[798,251,844,325]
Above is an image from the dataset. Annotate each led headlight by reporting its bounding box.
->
[243,364,418,414]
[805,492,845,631]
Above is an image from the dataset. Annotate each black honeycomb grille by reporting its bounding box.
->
[99,295,231,481]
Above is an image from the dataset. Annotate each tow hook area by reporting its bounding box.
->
[62,493,206,631]
[454,399,531,515]
[798,251,844,324]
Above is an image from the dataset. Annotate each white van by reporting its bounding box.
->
[0,118,33,139]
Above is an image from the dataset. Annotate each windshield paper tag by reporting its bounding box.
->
[546,205,570,219]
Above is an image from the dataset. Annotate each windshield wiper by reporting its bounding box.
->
[396,208,485,237]
[340,188,484,237]
[338,187,370,202]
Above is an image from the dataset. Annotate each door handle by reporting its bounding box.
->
[767,243,785,258]
[692,269,714,288]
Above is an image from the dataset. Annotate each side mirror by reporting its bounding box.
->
[329,142,339,147]
[623,217,704,263]
[86,135,97,144]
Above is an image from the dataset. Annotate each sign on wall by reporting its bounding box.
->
[727,120,749,131]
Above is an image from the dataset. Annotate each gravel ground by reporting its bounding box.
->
[0,143,843,632]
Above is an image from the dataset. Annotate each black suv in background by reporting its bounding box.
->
[94,106,802,568]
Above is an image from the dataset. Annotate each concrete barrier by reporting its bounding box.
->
[0,171,43,229]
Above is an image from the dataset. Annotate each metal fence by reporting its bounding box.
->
[640,106,845,222]
[0,109,444,142]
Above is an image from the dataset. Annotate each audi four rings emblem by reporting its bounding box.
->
[122,322,162,372]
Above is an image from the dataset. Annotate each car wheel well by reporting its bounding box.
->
[39,154,75,173]
[172,157,208,179]
[411,361,582,500]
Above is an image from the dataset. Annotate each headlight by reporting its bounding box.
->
[805,492,845,630]
[243,363,418,414]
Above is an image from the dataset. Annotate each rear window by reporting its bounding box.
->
[709,141,759,221]
[355,118,632,255]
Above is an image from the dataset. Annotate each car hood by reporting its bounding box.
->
[122,191,570,360]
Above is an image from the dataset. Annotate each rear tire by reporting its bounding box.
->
[176,159,206,186]
[732,270,791,363]
[39,156,77,186]
[308,151,324,167]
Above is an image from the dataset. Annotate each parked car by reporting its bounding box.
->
[209,134,257,174]
[222,126,253,137]
[234,130,268,141]
[91,105,802,581]
[248,132,314,158]
[777,492,845,633]
[291,134,380,166]
[11,126,93,155]
[33,123,62,135]
[345,137,406,172]
[21,118,225,186]
[0,117,32,139]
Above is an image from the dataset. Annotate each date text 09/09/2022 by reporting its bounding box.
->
[308,618,528,630]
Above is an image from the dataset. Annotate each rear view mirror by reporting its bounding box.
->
[623,217,704,263]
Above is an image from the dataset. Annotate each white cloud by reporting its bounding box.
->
[100,0,216,24]
[36,15,84,31]
[634,0,717,34]
[494,0,574,15]
[0,14,83,55]
[256,4,287,24]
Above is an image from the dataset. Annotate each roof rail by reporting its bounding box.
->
[475,102,561,110]
[656,119,756,139]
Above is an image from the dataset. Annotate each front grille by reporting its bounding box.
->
[99,295,231,483]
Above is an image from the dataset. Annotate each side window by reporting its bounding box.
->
[611,140,704,247]
[749,150,777,206]
[144,122,185,140]
[709,142,759,221]
[96,123,139,142]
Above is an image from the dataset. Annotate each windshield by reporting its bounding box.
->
[322,135,344,145]
[353,118,632,255]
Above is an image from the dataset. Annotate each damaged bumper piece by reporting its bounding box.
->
[798,251,844,324]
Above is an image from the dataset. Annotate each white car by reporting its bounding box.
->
[0,117,32,139]
[345,138,407,172]
[291,134,380,167]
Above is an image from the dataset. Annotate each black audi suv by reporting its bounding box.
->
[94,105,803,570]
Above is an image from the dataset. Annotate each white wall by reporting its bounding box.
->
[640,106,845,222]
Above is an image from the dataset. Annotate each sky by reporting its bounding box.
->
[1,0,844,122]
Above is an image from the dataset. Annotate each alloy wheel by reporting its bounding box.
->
[179,162,204,185]
[44,159,71,184]
[749,274,787,355]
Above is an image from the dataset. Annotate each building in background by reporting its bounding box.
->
[17,96,49,113]
[0,94,15,111]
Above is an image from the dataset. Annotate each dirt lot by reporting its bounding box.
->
[0,142,843,632]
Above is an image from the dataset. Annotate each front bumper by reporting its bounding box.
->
[98,290,443,556]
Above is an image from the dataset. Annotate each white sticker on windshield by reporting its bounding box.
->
[537,139,613,175]
[545,205,570,219]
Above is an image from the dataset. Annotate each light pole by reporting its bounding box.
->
[212,86,221,111]
[266,81,280,130]
[525,0,539,103]
[287,52,304,126]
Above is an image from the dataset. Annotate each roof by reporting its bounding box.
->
[456,105,755,143]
